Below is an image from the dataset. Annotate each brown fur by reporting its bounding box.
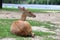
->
[10,6,36,37]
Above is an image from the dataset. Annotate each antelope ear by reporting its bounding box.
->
[22,7,26,11]
[18,6,21,9]
[18,6,26,11]
[23,7,25,10]
[18,6,22,10]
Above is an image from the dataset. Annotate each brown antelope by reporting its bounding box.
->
[10,6,36,37]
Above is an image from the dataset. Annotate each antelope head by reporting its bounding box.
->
[18,6,36,18]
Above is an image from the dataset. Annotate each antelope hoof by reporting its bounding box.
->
[32,33,35,38]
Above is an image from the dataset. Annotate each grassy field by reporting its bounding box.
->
[0,8,58,40]
[1,8,60,13]
[0,19,56,40]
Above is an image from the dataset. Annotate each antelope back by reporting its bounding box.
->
[10,20,32,36]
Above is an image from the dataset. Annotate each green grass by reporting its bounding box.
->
[42,21,57,30]
[0,19,56,40]
[2,8,60,13]
[28,20,57,30]
[0,19,57,30]
[44,37,56,40]
[33,31,55,37]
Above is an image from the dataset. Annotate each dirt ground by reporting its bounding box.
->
[0,10,60,40]
[1,10,60,24]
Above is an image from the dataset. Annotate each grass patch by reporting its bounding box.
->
[44,37,56,40]
[28,20,57,30]
[33,31,55,37]
[2,8,60,13]
[0,19,57,29]
[42,21,57,30]
[2,8,19,12]
[27,20,43,26]
[0,19,17,38]
[2,8,47,13]
[0,19,56,40]
[16,37,31,40]
[0,19,41,38]
[0,19,42,26]
[0,19,57,30]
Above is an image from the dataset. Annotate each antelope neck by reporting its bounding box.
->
[20,13,27,21]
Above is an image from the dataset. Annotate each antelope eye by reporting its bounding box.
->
[29,12,31,13]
